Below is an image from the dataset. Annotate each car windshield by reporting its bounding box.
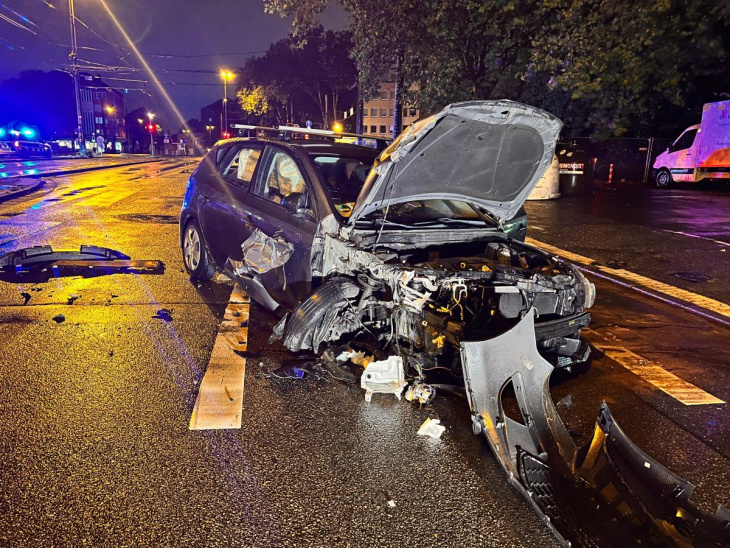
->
[311,155,374,218]
[357,199,495,227]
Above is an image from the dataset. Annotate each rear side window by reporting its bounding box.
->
[220,146,261,186]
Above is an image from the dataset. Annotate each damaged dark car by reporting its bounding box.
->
[180,100,595,378]
[180,101,730,546]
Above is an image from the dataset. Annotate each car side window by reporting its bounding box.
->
[220,146,261,187]
[260,150,310,214]
[671,129,697,152]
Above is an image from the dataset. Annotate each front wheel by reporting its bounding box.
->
[182,219,216,281]
[654,168,672,188]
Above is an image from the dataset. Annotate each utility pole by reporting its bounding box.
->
[68,0,88,157]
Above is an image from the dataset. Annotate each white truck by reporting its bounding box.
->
[652,100,730,188]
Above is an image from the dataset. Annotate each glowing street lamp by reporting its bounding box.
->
[105,106,116,151]
[220,70,235,138]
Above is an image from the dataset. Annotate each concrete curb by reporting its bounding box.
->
[0,158,163,203]
[0,178,45,203]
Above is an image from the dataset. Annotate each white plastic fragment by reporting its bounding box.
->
[417,418,446,440]
[387,500,396,508]
[360,356,406,402]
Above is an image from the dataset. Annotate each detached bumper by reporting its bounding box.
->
[460,310,730,547]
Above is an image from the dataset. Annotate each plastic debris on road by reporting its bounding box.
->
[152,308,173,322]
[417,418,446,439]
[360,355,406,402]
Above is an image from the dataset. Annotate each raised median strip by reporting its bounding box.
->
[526,237,730,328]
[189,285,250,430]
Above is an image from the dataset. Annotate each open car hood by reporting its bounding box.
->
[349,100,562,225]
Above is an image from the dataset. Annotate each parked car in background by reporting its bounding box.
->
[653,100,730,187]
[0,125,52,158]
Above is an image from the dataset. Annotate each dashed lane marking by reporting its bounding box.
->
[189,286,250,430]
[661,229,730,247]
[584,330,725,406]
[526,237,730,320]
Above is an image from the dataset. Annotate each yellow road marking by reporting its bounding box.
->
[583,330,724,406]
[526,237,730,319]
[189,287,250,430]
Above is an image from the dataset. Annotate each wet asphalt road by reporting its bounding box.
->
[0,163,728,546]
[0,154,160,179]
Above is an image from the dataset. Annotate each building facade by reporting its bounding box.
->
[79,74,127,152]
[362,81,419,138]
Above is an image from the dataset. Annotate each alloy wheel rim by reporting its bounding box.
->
[184,227,201,270]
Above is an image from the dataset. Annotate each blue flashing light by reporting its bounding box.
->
[26,169,38,175]
[0,173,8,178]
[21,128,34,137]
[0,128,4,136]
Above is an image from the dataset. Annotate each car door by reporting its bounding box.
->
[198,144,263,267]
[667,127,699,182]
[243,145,319,308]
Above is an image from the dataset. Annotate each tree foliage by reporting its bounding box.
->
[237,86,272,117]
[264,0,730,137]
[237,27,358,128]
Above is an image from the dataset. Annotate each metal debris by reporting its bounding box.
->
[405,381,436,405]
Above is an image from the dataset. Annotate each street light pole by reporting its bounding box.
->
[220,70,234,138]
[106,106,116,153]
[147,112,155,157]
[68,0,87,157]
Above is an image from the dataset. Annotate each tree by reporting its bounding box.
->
[264,0,730,138]
[237,27,358,128]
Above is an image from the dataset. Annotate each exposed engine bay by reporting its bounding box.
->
[277,224,595,379]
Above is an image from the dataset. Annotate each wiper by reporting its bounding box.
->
[413,218,488,227]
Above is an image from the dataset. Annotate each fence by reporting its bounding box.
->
[567,137,673,184]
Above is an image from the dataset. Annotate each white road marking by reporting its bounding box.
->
[189,287,250,430]
[584,330,725,406]
[526,237,730,319]
[661,229,730,247]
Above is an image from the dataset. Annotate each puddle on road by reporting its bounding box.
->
[672,271,712,283]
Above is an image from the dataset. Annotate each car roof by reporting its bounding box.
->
[215,137,380,159]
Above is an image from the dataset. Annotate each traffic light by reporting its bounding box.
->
[147,124,155,132]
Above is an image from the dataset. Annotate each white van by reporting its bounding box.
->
[652,101,730,187]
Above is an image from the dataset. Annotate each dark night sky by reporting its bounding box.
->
[0,0,347,130]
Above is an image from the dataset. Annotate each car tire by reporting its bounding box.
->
[182,219,216,281]
[654,168,672,188]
